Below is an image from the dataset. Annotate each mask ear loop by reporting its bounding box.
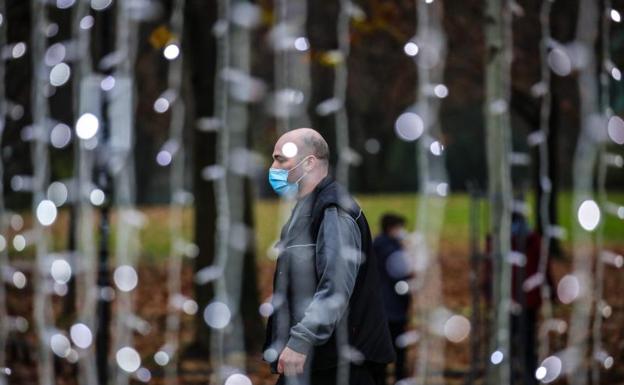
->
[290,156,313,184]
[287,155,310,173]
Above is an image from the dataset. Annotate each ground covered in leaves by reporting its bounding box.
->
[5,242,624,385]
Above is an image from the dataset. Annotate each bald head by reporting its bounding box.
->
[270,128,330,198]
[276,128,329,166]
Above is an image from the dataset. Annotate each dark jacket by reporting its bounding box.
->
[373,234,411,322]
[263,176,396,372]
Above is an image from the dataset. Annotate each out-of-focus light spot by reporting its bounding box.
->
[47,182,68,207]
[548,48,572,76]
[536,356,562,383]
[364,138,380,154]
[436,182,449,197]
[281,142,298,158]
[9,104,24,120]
[76,113,99,140]
[259,302,274,317]
[70,323,93,349]
[0,235,5,252]
[425,0,434,3]
[612,67,622,81]
[489,99,508,115]
[185,243,200,258]
[13,235,26,252]
[36,200,58,226]
[490,350,504,365]
[45,43,66,66]
[50,333,71,357]
[557,274,580,304]
[430,141,444,156]
[154,351,170,366]
[164,43,180,60]
[535,366,547,380]
[51,123,72,148]
[268,88,305,118]
[91,0,112,11]
[89,189,105,206]
[154,97,170,113]
[404,41,419,57]
[433,84,448,98]
[611,9,621,23]
[116,347,141,373]
[394,280,409,295]
[46,23,59,38]
[156,150,172,166]
[201,165,225,181]
[51,259,72,284]
[611,253,624,268]
[80,15,94,30]
[263,348,278,363]
[11,215,24,231]
[601,304,612,318]
[13,316,29,332]
[395,112,424,141]
[231,2,261,28]
[386,251,409,279]
[12,271,26,289]
[294,37,309,51]
[12,42,27,59]
[114,265,138,292]
[607,116,624,144]
[577,200,600,231]
[136,367,151,382]
[203,301,231,329]
[57,0,76,9]
[225,373,253,385]
[84,136,97,151]
[101,75,115,91]
[444,315,471,343]
[604,356,614,369]
[54,283,68,296]
[315,98,343,116]
[182,299,198,315]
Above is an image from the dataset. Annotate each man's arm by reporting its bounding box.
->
[285,206,362,355]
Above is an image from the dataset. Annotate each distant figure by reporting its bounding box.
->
[482,212,553,385]
[509,212,551,385]
[373,214,412,384]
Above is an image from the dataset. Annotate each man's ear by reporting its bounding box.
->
[304,156,315,172]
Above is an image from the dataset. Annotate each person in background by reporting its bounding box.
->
[482,211,553,385]
[373,213,412,384]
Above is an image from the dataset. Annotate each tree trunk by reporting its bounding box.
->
[484,0,513,384]
[185,0,218,357]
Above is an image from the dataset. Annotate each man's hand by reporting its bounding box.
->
[277,347,307,376]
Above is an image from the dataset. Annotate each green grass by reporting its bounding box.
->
[253,192,624,263]
[7,192,624,261]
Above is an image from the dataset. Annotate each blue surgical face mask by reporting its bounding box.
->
[268,156,311,197]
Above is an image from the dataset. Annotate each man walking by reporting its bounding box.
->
[263,128,395,385]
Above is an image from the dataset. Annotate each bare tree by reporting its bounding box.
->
[484,0,513,384]
[162,1,188,384]
[0,1,9,384]
[566,1,601,384]
[30,1,55,383]
[410,1,449,384]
